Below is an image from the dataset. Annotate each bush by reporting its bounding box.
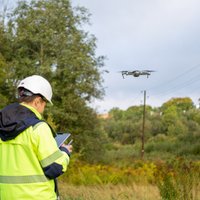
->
[145,139,176,153]
[155,158,200,200]
[60,158,158,185]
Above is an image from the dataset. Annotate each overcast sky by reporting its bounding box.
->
[5,0,200,113]
[72,0,200,113]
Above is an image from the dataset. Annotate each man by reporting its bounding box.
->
[0,75,72,200]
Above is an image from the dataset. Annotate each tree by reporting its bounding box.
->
[161,97,194,113]
[161,105,188,136]
[0,12,17,107]
[1,0,106,161]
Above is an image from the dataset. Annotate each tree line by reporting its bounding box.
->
[101,97,200,160]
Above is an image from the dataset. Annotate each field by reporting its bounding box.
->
[58,157,200,200]
[58,183,161,200]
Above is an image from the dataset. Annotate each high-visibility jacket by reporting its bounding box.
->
[0,103,70,200]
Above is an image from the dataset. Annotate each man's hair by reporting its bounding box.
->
[17,88,42,103]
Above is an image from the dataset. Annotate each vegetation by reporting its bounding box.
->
[58,157,200,199]
[58,183,161,200]
[102,97,200,160]
[0,0,106,160]
[58,96,200,199]
[1,1,200,199]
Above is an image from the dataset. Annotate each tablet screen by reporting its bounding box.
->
[55,133,71,147]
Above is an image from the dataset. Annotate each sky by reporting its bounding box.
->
[72,0,200,113]
[4,0,200,113]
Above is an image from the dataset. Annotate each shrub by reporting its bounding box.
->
[155,158,200,200]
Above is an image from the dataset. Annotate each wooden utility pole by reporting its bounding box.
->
[120,70,152,159]
[141,90,146,159]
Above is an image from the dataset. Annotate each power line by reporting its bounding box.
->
[152,71,200,97]
[147,63,200,91]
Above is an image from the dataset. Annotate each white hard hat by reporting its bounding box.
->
[17,75,53,104]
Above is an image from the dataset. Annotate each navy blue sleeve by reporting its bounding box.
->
[59,146,71,157]
[43,163,63,179]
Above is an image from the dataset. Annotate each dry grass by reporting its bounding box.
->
[58,182,161,200]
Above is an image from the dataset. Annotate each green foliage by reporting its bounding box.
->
[155,158,200,200]
[101,143,138,165]
[161,105,184,136]
[176,133,200,157]
[61,159,158,185]
[145,139,176,154]
[0,0,106,162]
[61,157,200,197]
[158,175,178,200]
[0,20,16,107]
[101,97,200,161]
[144,131,200,160]
[161,97,194,112]
[104,106,153,145]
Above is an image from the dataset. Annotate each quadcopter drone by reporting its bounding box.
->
[120,70,155,79]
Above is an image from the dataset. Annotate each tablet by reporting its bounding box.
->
[55,133,71,147]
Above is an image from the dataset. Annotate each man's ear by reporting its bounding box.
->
[33,96,41,106]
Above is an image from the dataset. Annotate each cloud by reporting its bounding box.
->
[7,0,200,113]
[70,1,200,112]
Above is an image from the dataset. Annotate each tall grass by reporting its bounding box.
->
[58,183,161,200]
[155,158,200,200]
[60,160,157,185]
[59,153,200,200]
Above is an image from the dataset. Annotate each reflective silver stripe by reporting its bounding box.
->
[0,175,48,184]
[32,122,45,130]
[40,150,63,168]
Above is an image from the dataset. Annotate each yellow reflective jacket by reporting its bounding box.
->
[0,103,70,200]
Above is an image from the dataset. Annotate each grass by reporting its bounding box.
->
[57,148,200,200]
[58,182,161,200]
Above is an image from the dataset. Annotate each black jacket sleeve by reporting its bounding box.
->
[43,163,63,179]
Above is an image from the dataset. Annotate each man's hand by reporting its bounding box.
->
[61,144,73,155]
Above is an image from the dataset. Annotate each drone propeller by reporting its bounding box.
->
[144,70,156,72]
[118,70,129,78]
[118,70,128,73]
